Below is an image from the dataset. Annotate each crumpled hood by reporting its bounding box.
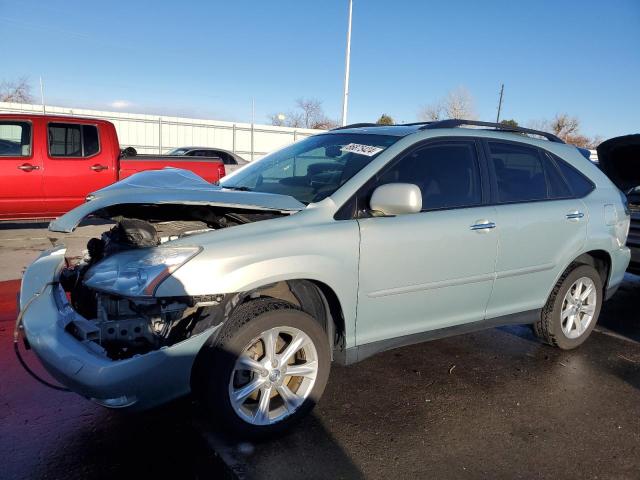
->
[49,168,305,233]
[597,135,640,192]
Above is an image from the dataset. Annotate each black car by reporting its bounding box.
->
[598,135,640,274]
[166,146,248,174]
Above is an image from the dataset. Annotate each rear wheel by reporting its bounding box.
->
[533,264,603,349]
[196,298,330,439]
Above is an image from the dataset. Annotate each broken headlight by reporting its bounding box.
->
[84,246,201,297]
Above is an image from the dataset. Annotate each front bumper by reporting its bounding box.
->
[19,247,219,410]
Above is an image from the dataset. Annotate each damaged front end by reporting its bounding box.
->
[18,168,305,407]
[18,245,224,409]
[58,210,277,360]
[61,220,203,359]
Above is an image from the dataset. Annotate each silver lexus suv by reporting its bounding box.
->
[18,120,631,438]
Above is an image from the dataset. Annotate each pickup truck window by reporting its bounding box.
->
[48,123,100,157]
[0,121,31,157]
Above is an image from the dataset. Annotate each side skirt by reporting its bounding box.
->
[334,309,541,365]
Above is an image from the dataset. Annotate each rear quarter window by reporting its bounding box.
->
[551,153,595,197]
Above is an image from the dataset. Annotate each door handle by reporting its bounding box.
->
[470,220,496,231]
[566,211,584,221]
[17,163,39,172]
[90,164,108,172]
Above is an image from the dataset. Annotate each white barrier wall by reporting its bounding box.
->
[0,102,322,160]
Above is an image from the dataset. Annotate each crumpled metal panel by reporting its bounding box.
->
[49,168,305,233]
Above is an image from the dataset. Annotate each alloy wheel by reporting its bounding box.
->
[228,326,318,426]
[560,276,597,339]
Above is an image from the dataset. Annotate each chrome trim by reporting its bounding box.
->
[470,221,496,230]
[566,211,585,220]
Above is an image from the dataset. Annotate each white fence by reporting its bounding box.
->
[0,102,322,160]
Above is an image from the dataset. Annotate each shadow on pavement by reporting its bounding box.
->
[598,273,640,343]
[0,218,112,231]
[198,411,365,480]
[0,221,50,230]
[28,400,226,480]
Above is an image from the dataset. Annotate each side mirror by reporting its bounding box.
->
[370,183,422,216]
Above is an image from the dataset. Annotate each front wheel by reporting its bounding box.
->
[533,264,603,349]
[195,298,331,439]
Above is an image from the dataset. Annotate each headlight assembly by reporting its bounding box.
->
[83,246,201,297]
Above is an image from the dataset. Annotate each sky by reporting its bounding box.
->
[1,0,639,138]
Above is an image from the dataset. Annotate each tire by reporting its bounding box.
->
[195,298,331,440]
[533,264,603,349]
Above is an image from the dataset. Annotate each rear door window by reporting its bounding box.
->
[541,152,572,199]
[48,123,100,157]
[0,121,31,156]
[488,142,548,202]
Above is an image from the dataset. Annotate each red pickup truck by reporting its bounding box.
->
[0,114,226,220]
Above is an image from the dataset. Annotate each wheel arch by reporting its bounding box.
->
[548,249,612,301]
[242,279,346,358]
[573,250,612,290]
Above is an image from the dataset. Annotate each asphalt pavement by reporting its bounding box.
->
[1,222,639,480]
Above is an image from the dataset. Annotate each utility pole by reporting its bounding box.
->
[496,83,504,123]
[341,0,353,126]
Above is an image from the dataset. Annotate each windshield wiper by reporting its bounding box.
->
[221,185,252,192]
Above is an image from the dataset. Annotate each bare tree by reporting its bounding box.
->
[270,98,338,130]
[0,77,34,103]
[550,113,580,139]
[527,114,600,148]
[445,87,476,119]
[296,98,323,129]
[587,136,603,149]
[419,101,445,121]
[419,87,477,121]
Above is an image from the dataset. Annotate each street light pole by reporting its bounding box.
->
[341,0,353,126]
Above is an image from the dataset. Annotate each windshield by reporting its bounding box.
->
[167,148,189,155]
[219,133,398,204]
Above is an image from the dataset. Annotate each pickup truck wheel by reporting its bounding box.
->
[533,264,602,350]
[196,298,330,440]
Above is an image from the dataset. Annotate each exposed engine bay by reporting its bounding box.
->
[58,204,285,360]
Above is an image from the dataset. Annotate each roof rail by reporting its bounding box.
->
[396,121,434,127]
[331,123,379,131]
[419,119,564,143]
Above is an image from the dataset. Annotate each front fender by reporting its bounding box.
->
[155,217,361,348]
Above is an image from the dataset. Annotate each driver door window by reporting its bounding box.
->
[371,141,483,211]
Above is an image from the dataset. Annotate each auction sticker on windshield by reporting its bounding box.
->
[340,143,384,156]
